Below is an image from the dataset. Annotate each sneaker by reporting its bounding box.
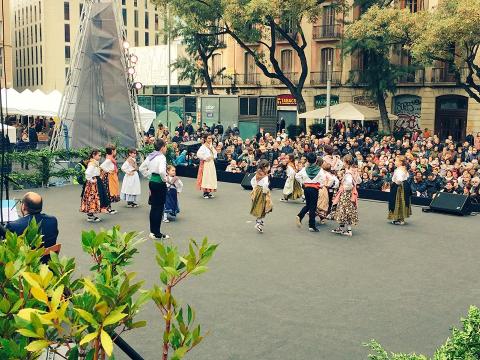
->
[87,216,101,223]
[107,209,118,215]
[132,203,139,208]
[126,203,134,208]
[296,216,302,228]
[255,223,263,233]
[163,218,170,223]
[280,198,288,202]
[397,221,405,225]
[203,194,209,199]
[149,233,170,240]
[309,227,319,232]
[208,193,215,199]
[342,230,353,237]
[161,234,171,240]
[331,227,343,234]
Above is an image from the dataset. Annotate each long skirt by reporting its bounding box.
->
[283,178,303,200]
[165,188,180,216]
[197,160,217,192]
[316,187,330,219]
[101,171,120,203]
[388,182,412,221]
[333,190,359,225]
[250,187,272,218]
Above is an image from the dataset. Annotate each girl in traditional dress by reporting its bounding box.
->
[80,149,110,222]
[196,134,218,199]
[331,154,361,237]
[120,148,141,208]
[163,165,184,222]
[250,160,272,233]
[388,156,412,225]
[316,158,330,224]
[100,144,120,214]
[281,154,303,202]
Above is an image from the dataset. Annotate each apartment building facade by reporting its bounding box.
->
[11,0,165,92]
[206,0,480,140]
[1,0,13,88]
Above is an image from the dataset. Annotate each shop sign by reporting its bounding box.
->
[314,94,339,109]
[277,94,297,107]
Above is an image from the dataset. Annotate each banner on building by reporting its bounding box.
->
[314,94,339,109]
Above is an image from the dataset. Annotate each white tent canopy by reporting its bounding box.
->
[1,88,155,131]
[298,102,398,122]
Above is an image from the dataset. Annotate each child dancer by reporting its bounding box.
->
[163,165,184,222]
[100,144,120,214]
[80,149,110,222]
[281,154,303,202]
[331,154,361,237]
[295,153,326,232]
[388,156,412,225]
[250,159,272,233]
[120,148,141,208]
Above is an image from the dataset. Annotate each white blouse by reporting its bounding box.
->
[100,158,115,173]
[121,158,137,175]
[286,165,296,179]
[85,160,100,182]
[197,144,217,161]
[166,175,184,193]
[251,175,270,194]
[392,168,409,185]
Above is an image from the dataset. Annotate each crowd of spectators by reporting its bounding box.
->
[147,118,480,203]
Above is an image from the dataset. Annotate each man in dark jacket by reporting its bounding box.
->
[0,192,58,263]
[425,172,442,198]
[368,172,384,191]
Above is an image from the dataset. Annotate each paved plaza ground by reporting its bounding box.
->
[18,178,480,360]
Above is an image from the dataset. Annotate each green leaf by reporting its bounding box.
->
[80,331,99,346]
[130,320,147,329]
[163,266,179,277]
[101,329,113,356]
[5,261,15,279]
[172,346,188,359]
[191,266,208,275]
[103,312,128,326]
[25,340,50,352]
[17,328,42,339]
[67,346,79,360]
[74,308,99,326]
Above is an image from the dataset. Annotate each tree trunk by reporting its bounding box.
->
[377,94,391,134]
[198,47,215,95]
[296,93,307,132]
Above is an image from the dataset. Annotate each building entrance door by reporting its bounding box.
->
[434,95,468,141]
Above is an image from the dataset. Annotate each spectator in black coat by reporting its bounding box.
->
[368,172,384,191]
[28,124,38,149]
[0,192,58,264]
[425,173,442,198]
[410,171,428,197]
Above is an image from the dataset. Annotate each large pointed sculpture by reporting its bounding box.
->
[51,1,142,150]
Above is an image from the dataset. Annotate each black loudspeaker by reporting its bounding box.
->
[241,173,255,190]
[428,192,471,216]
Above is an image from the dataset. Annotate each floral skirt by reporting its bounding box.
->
[80,181,101,214]
[333,190,359,225]
[250,187,272,219]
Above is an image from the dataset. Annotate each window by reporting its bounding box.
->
[402,0,423,12]
[281,49,293,73]
[36,67,38,85]
[134,0,138,7]
[145,12,149,28]
[0,49,3,78]
[155,33,159,45]
[79,3,83,16]
[322,6,335,26]
[144,32,149,45]
[122,9,127,25]
[134,10,138,27]
[320,47,334,72]
[64,2,70,20]
[145,0,148,9]
[239,97,258,116]
[134,31,139,46]
[122,0,126,5]
[244,53,255,75]
[211,53,222,76]
[41,67,43,85]
[65,45,71,60]
[35,24,37,42]
[260,97,276,117]
[64,24,70,42]
[155,14,159,31]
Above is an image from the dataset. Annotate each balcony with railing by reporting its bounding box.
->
[270,72,298,85]
[397,69,425,85]
[430,67,468,84]
[312,24,342,40]
[310,71,342,85]
[235,73,261,86]
[347,70,367,86]
[211,75,234,86]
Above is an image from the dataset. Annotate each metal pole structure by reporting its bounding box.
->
[325,60,332,134]
[166,4,171,132]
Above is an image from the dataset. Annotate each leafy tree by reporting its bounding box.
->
[158,0,338,120]
[343,5,414,133]
[171,20,226,95]
[408,0,480,103]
